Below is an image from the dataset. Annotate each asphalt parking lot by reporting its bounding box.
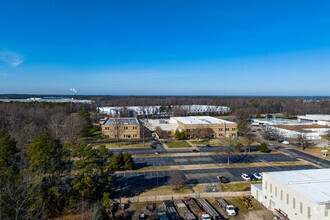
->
[133,153,298,168]
[114,164,318,189]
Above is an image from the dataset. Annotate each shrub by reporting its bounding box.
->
[259,142,269,152]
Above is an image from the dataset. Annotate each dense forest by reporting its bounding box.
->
[0,96,329,219]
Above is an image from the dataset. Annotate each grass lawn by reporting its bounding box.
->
[295,147,330,161]
[132,153,171,158]
[133,166,175,172]
[221,181,261,192]
[192,184,205,193]
[139,185,193,197]
[93,142,152,149]
[190,140,210,145]
[166,141,191,148]
[237,137,260,146]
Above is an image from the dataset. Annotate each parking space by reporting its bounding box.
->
[114,164,318,189]
[132,153,298,169]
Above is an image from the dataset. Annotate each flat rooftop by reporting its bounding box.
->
[143,119,178,131]
[264,169,330,205]
[103,118,139,125]
[298,114,330,121]
[173,116,235,125]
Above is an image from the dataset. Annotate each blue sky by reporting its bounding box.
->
[0,0,330,95]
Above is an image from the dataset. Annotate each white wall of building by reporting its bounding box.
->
[252,172,330,220]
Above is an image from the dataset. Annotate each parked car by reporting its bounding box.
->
[241,173,251,181]
[217,175,230,183]
[205,144,211,148]
[282,141,290,145]
[249,174,257,181]
[155,151,159,154]
[150,145,156,149]
[253,173,263,180]
[216,198,237,216]
[201,214,211,220]
[192,149,199,152]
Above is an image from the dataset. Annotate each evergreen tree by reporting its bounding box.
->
[123,152,135,170]
[27,131,66,176]
[0,129,20,181]
[259,142,269,152]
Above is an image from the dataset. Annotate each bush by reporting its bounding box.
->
[174,129,186,140]
[259,142,269,152]
[235,144,242,152]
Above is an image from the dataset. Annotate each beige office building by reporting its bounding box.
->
[101,118,140,139]
[173,116,237,138]
[143,116,237,139]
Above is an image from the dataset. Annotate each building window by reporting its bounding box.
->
[270,184,272,193]
[300,202,303,214]
[275,187,277,196]
[286,194,289,205]
[281,190,283,200]
[307,207,311,219]
[265,181,267,190]
[293,198,296,209]
[325,210,328,217]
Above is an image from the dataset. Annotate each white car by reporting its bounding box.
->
[254,173,263,180]
[282,141,290,145]
[201,214,211,220]
[226,205,237,216]
[241,173,251,181]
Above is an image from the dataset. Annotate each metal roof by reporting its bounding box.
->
[172,116,235,125]
[103,118,139,125]
[264,169,330,205]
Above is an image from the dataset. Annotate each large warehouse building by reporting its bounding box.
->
[251,169,330,220]
[97,105,231,117]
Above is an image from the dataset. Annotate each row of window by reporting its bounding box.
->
[104,126,138,130]
[218,128,236,131]
[218,133,236,137]
[123,134,138,138]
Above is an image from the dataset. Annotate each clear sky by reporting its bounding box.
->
[0,0,330,95]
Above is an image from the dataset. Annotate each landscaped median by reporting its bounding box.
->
[116,159,312,173]
[92,141,152,149]
[165,141,191,148]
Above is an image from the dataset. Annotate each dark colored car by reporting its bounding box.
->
[249,174,257,181]
[206,144,211,148]
[192,149,198,152]
[217,175,230,183]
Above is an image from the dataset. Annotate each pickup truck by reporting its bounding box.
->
[216,198,236,216]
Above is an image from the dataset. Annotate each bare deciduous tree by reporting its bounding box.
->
[221,137,238,165]
[168,170,186,191]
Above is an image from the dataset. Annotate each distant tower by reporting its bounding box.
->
[70,88,78,99]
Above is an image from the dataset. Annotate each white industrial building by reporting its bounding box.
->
[97,105,230,117]
[252,117,330,140]
[298,114,330,126]
[251,169,330,220]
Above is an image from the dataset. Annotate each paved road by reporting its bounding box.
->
[278,147,330,168]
